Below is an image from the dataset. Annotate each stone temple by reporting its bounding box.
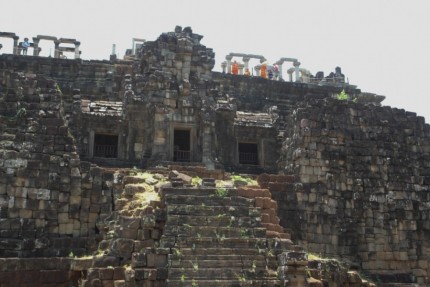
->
[0,26,429,286]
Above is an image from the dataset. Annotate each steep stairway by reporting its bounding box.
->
[160,185,296,287]
[79,173,309,287]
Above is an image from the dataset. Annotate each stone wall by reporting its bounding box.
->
[0,71,116,256]
[272,97,430,283]
[211,72,362,116]
[0,54,131,100]
[0,257,91,287]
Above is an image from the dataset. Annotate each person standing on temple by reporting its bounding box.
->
[22,38,30,55]
[231,60,239,75]
[260,63,267,78]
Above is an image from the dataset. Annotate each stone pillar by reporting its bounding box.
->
[32,37,40,56]
[74,41,80,59]
[225,55,233,74]
[54,40,60,58]
[288,70,293,82]
[12,36,19,55]
[254,65,261,76]
[221,61,227,73]
[294,61,301,82]
[202,124,215,170]
[243,57,250,71]
[277,62,283,80]
[238,63,244,75]
[89,130,95,158]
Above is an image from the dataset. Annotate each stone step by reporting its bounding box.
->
[164,194,255,207]
[168,253,268,261]
[166,214,262,228]
[378,285,422,287]
[162,187,237,197]
[168,267,278,280]
[166,279,281,287]
[163,225,267,238]
[174,236,268,249]
[173,247,263,256]
[168,255,269,269]
[166,204,261,217]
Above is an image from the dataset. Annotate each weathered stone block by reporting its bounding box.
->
[118,228,138,240]
[113,267,126,280]
[59,223,74,234]
[146,253,167,268]
[99,268,114,280]
[70,195,81,205]
[0,184,6,195]
[19,209,32,219]
[132,252,147,268]
[110,238,135,259]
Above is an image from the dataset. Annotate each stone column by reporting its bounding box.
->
[288,70,293,82]
[89,130,95,158]
[294,61,301,82]
[254,65,261,77]
[12,36,19,55]
[202,123,215,170]
[221,61,227,73]
[225,55,233,74]
[238,63,244,75]
[74,41,81,59]
[32,37,40,56]
[277,61,283,80]
[242,56,250,71]
[54,40,60,58]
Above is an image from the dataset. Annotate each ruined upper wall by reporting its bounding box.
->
[0,54,131,100]
[136,25,215,84]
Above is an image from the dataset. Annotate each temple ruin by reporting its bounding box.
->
[0,26,429,287]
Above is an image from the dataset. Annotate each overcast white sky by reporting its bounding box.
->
[1,0,430,122]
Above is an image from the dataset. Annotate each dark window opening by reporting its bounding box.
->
[173,129,190,162]
[238,143,258,165]
[94,134,118,158]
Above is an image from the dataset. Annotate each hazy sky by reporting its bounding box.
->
[1,0,429,122]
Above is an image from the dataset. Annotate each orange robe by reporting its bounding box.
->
[232,62,239,75]
[261,64,267,78]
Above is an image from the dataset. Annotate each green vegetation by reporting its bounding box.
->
[336,89,358,102]
[215,187,228,198]
[192,176,202,186]
[191,259,199,271]
[240,228,249,238]
[231,174,257,185]
[1,107,27,122]
[307,252,323,260]
[251,260,257,273]
[236,273,246,282]
[172,249,183,262]
[336,89,349,100]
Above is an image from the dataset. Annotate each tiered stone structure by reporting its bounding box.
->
[1,26,430,286]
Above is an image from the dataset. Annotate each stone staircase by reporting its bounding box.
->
[79,173,309,287]
[160,185,297,287]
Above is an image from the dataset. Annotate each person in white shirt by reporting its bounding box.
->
[22,38,30,55]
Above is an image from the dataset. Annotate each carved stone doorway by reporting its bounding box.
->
[238,142,258,165]
[173,129,191,162]
[94,134,118,158]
